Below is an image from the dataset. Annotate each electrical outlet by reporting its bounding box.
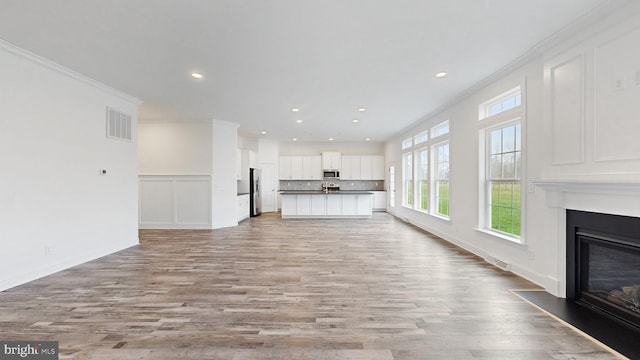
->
[528,251,534,261]
[44,246,52,256]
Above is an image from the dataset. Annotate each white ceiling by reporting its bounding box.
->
[0,0,617,142]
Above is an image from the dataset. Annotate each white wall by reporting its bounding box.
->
[385,3,640,296]
[138,120,214,229]
[138,120,213,175]
[0,40,141,291]
[212,120,239,228]
[137,120,239,229]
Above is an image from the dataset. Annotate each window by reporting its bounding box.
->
[434,143,449,217]
[399,120,450,218]
[415,148,428,211]
[478,84,523,241]
[414,130,428,145]
[479,86,521,120]
[389,166,395,208]
[487,123,521,236]
[431,121,449,138]
[402,152,413,207]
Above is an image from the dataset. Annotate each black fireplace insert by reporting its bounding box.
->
[566,210,640,330]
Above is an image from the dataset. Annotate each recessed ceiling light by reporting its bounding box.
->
[329,138,334,141]
[365,138,371,141]
[292,138,297,141]
[191,72,203,79]
[291,107,299,112]
[296,119,303,123]
[352,119,359,123]
[261,131,267,135]
[436,72,447,78]
[357,107,366,112]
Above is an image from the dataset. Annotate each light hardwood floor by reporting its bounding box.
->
[0,213,619,359]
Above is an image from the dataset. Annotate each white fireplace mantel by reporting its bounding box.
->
[532,179,640,297]
[534,180,640,195]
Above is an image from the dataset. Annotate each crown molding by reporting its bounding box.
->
[0,38,142,105]
[392,0,637,142]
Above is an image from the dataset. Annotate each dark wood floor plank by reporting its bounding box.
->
[0,213,620,359]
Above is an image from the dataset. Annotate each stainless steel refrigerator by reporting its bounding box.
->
[249,168,261,217]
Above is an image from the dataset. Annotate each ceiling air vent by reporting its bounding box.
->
[106,107,132,141]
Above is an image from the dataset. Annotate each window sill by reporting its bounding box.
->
[473,227,524,245]
[407,207,451,222]
[430,213,451,222]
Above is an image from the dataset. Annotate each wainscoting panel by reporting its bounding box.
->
[139,175,212,229]
[595,26,640,161]
[139,179,174,225]
[548,54,585,165]
[176,179,211,225]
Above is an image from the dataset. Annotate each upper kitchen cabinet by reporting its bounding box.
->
[302,155,322,180]
[341,156,361,180]
[322,151,342,170]
[280,155,321,180]
[341,155,384,180]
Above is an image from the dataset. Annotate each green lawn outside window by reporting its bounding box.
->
[437,181,449,216]
[489,181,521,236]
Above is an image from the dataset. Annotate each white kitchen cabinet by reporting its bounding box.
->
[279,156,292,179]
[372,191,387,211]
[237,194,250,222]
[311,195,326,215]
[322,151,342,170]
[360,155,373,180]
[281,155,319,180]
[341,155,360,180]
[279,156,302,180]
[290,156,303,179]
[280,192,373,219]
[341,194,357,215]
[326,195,342,215]
[357,194,373,216]
[280,195,297,216]
[302,155,322,180]
[297,194,312,215]
[338,155,384,180]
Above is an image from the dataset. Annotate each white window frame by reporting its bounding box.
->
[414,130,428,145]
[415,147,429,212]
[477,84,525,244]
[402,151,413,208]
[432,140,450,219]
[399,120,451,220]
[402,137,413,150]
[479,86,522,120]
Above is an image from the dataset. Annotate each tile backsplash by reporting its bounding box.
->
[279,180,385,191]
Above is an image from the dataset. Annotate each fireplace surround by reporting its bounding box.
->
[566,210,640,330]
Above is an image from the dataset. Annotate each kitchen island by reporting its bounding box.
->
[280,191,373,219]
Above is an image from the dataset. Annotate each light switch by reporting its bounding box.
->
[613,77,626,92]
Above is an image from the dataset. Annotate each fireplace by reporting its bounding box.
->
[566,210,640,330]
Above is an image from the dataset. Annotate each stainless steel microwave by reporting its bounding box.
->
[323,170,340,179]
